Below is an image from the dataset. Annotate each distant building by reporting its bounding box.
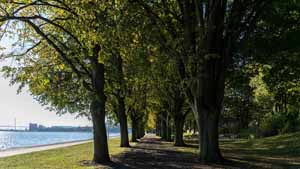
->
[38,125,46,129]
[28,123,92,132]
[29,123,38,131]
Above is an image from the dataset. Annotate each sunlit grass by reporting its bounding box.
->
[175,132,300,168]
[219,132,300,168]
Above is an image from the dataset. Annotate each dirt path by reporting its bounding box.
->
[112,134,201,169]
[107,134,236,169]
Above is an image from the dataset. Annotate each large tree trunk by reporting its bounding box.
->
[173,89,185,145]
[161,112,167,140]
[174,115,185,146]
[191,57,226,164]
[137,119,145,139]
[198,109,223,163]
[166,115,172,141]
[90,45,110,163]
[156,116,161,136]
[179,0,227,163]
[91,99,110,163]
[116,52,130,147]
[130,113,138,142]
[117,96,130,147]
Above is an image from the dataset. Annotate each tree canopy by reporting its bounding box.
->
[0,0,300,165]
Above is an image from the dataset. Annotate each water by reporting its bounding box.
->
[0,131,120,151]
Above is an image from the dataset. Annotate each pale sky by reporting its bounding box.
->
[0,31,91,128]
[0,77,91,127]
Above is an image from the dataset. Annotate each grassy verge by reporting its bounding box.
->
[220,132,300,168]
[179,132,300,168]
[0,137,135,169]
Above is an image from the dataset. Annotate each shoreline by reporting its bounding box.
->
[0,135,119,158]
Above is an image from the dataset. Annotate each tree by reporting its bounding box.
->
[151,58,189,145]
[0,1,113,163]
[133,0,271,163]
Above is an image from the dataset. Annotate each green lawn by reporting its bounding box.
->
[0,137,134,169]
[220,132,300,168]
[1,133,299,169]
[181,132,300,168]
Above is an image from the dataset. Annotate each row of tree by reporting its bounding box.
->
[0,0,299,164]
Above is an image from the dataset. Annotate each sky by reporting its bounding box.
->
[0,30,91,128]
[0,77,91,128]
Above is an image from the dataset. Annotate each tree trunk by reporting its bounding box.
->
[91,99,110,163]
[115,52,130,147]
[117,96,130,147]
[156,117,161,136]
[180,0,226,163]
[137,120,145,139]
[161,114,167,140]
[90,45,110,163]
[174,115,185,146]
[198,110,223,163]
[130,114,138,142]
[166,115,172,141]
[193,121,197,134]
[141,124,145,138]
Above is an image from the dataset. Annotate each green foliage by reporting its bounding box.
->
[0,0,299,149]
[260,111,300,137]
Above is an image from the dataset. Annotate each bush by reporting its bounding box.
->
[238,128,257,139]
[260,111,300,137]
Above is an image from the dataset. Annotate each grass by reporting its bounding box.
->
[0,132,300,169]
[180,132,300,168]
[220,132,300,168]
[0,137,135,169]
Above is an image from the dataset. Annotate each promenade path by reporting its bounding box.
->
[96,134,299,169]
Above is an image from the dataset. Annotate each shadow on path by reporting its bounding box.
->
[88,134,300,169]
[111,135,204,169]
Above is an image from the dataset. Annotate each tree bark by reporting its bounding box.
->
[156,117,161,136]
[131,116,138,142]
[130,113,138,142]
[161,112,167,140]
[166,115,172,141]
[115,52,130,147]
[137,119,145,139]
[174,115,185,146]
[180,0,226,163]
[90,45,110,163]
[117,96,130,147]
[91,99,110,163]
[198,109,223,163]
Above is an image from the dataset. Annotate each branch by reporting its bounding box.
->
[0,14,92,77]
[9,0,78,16]
[11,40,42,57]
[25,20,83,79]
[183,108,191,118]
[137,0,177,38]
[0,20,9,41]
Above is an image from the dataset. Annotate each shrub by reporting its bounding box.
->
[260,111,300,137]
